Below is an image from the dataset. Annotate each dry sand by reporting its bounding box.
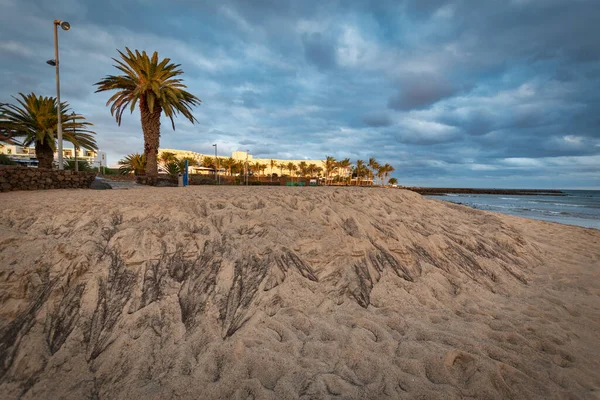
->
[0,186,598,399]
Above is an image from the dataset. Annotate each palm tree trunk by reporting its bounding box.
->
[140,96,162,182]
[36,140,55,169]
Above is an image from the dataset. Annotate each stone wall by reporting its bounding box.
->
[0,166,97,192]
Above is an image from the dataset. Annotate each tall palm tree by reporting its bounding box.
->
[118,153,146,175]
[278,162,286,177]
[95,48,201,182]
[0,93,97,169]
[324,156,336,185]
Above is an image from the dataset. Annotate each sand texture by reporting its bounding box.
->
[0,187,598,399]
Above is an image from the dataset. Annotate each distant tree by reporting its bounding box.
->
[388,177,398,186]
[222,157,236,176]
[307,163,318,177]
[269,159,277,181]
[354,159,367,185]
[286,162,297,181]
[176,156,198,173]
[158,151,177,166]
[278,162,286,177]
[368,157,380,184]
[119,153,146,175]
[337,158,351,184]
[324,156,337,184]
[382,163,395,186]
[298,161,308,177]
[202,156,215,169]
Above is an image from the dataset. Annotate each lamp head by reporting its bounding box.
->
[46,59,57,66]
[55,20,70,31]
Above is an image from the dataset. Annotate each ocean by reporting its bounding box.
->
[425,190,600,230]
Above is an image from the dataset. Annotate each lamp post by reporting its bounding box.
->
[212,143,219,184]
[71,111,78,172]
[47,19,70,170]
[245,149,249,186]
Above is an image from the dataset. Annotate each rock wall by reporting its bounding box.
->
[0,166,96,192]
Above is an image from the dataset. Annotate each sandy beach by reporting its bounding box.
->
[0,186,598,399]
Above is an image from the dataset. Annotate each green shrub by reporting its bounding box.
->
[0,154,16,165]
[64,159,94,171]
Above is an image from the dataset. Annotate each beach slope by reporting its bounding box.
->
[0,187,598,399]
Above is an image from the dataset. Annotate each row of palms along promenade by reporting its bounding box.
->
[1,46,396,187]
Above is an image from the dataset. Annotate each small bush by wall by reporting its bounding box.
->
[0,166,96,192]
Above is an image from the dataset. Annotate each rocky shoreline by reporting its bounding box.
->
[407,187,566,196]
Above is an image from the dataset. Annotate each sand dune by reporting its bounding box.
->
[0,187,598,399]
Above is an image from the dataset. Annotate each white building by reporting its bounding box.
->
[0,143,107,168]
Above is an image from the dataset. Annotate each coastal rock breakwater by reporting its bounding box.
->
[0,187,598,399]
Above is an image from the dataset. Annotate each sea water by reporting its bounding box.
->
[425,190,600,230]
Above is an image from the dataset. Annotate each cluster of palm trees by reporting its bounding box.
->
[322,156,397,186]
[2,46,400,187]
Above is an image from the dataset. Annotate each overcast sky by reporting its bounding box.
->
[1,0,599,188]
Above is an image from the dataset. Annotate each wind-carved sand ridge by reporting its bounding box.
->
[0,187,598,399]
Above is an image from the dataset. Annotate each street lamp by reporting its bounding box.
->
[48,19,70,170]
[245,149,249,186]
[212,143,219,184]
[71,112,78,172]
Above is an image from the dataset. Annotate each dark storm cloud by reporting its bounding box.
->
[387,74,458,111]
[0,0,599,188]
[363,112,392,127]
[301,32,337,70]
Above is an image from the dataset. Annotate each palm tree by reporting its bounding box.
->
[158,151,177,166]
[163,161,181,178]
[202,156,215,169]
[354,159,365,186]
[176,156,197,173]
[298,161,308,177]
[119,153,146,175]
[269,159,276,181]
[337,158,351,185]
[95,48,201,182]
[260,163,268,177]
[308,163,317,177]
[286,162,297,181]
[278,162,286,177]
[252,161,262,177]
[388,177,398,186]
[0,93,97,169]
[382,163,395,186]
[324,156,336,185]
[368,158,380,185]
[222,157,236,176]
